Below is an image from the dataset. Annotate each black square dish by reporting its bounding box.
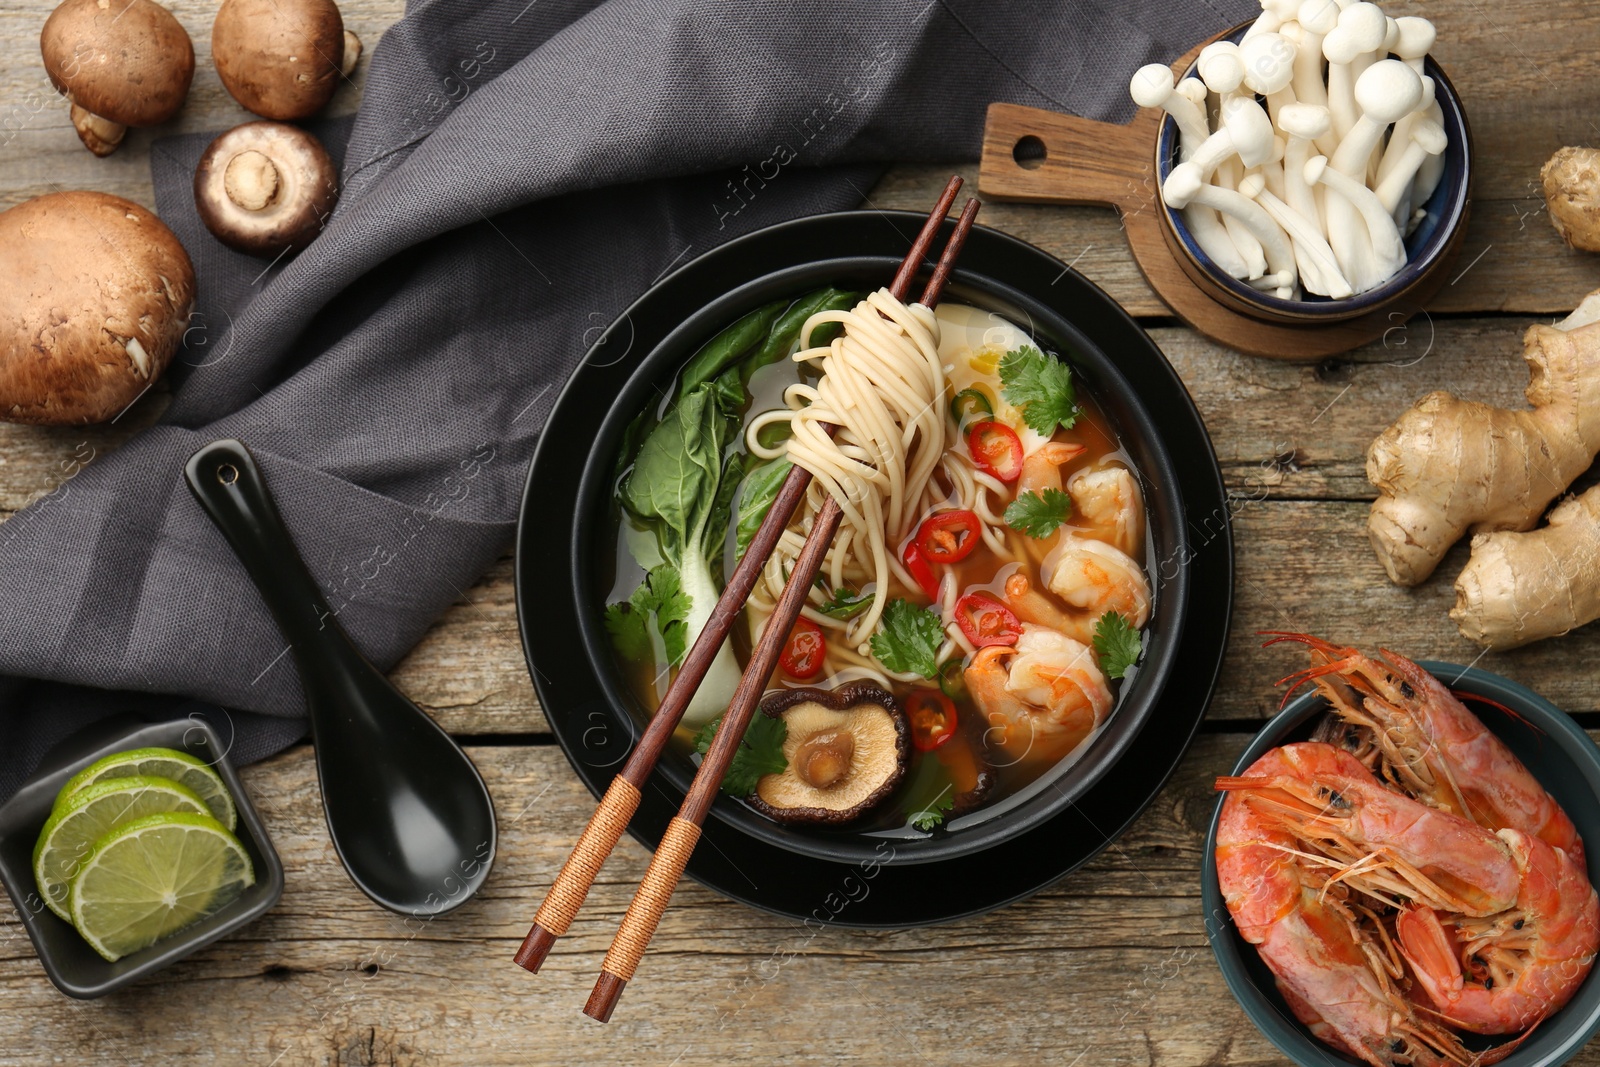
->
[0,715,284,998]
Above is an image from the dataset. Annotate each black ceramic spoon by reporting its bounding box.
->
[185,439,496,916]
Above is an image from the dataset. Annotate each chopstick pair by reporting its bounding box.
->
[513,176,980,1022]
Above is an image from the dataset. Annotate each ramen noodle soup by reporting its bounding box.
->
[601,286,1151,835]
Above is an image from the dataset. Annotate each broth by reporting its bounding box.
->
[600,295,1152,837]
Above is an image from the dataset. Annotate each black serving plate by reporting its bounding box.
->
[515,210,1233,926]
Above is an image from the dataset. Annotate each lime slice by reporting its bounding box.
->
[57,747,236,830]
[33,776,210,921]
[69,811,254,962]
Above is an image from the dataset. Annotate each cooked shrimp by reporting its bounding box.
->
[1397,829,1600,1035]
[1016,442,1085,562]
[1218,743,1521,919]
[1269,633,1584,866]
[1044,535,1151,628]
[1068,466,1143,557]
[963,624,1108,762]
[1001,571,1093,644]
[1216,743,1498,1066]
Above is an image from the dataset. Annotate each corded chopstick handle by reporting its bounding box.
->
[513,776,641,971]
[583,815,703,1022]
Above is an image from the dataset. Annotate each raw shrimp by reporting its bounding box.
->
[1068,465,1143,557]
[963,624,1109,762]
[1216,742,1504,1066]
[1044,535,1151,629]
[1396,829,1600,1035]
[1269,633,1584,866]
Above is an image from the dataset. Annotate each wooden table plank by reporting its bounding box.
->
[0,737,1478,1066]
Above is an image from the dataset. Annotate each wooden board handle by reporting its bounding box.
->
[979,101,1157,210]
[513,776,641,972]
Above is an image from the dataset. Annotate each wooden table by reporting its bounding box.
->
[5,1,1600,1063]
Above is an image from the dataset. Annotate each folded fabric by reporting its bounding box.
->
[0,0,1253,798]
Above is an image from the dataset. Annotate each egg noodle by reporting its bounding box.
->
[745,288,1013,682]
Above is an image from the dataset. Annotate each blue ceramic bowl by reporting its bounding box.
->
[1202,663,1600,1066]
[1156,24,1473,323]
[0,715,284,998]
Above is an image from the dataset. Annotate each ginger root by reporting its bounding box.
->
[1366,312,1600,586]
[1543,146,1600,253]
[1453,487,1600,648]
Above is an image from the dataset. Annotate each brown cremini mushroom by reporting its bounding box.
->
[0,191,195,424]
[212,0,352,121]
[747,682,910,826]
[194,121,339,257]
[39,0,195,157]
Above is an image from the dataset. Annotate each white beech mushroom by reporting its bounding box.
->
[1322,3,1386,143]
[212,0,354,121]
[39,0,194,157]
[1277,102,1330,232]
[1292,0,1338,117]
[1246,179,1352,298]
[194,121,340,256]
[1165,163,1298,294]
[1170,75,1252,278]
[1306,155,1407,284]
[1239,31,1298,125]
[0,191,195,424]
[1375,119,1447,219]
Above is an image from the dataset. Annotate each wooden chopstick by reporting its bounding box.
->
[582,196,982,1022]
[513,175,967,975]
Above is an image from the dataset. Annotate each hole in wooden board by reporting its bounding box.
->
[1013,135,1047,170]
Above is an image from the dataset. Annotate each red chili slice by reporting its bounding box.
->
[901,541,940,601]
[915,509,981,564]
[779,617,827,679]
[906,690,958,751]
[968,421,1025,482]
[954,592,1022,648]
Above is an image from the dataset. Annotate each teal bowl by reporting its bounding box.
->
[1202,663,1600,1065]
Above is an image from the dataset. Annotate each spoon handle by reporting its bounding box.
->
[184,439,360,683]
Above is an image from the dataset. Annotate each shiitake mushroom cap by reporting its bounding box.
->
[747,681,910,826]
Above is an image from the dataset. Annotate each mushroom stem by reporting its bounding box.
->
[69,104,126,157]
[224,150,282,211]
[1164,162,1297,288]
[1247,181,1353,298]
[340,30,362,77]
[1375,119,1447,221]
[1306,154,1406,284]
[1212,158,1269,278]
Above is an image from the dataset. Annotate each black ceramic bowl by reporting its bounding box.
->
[1156,22,1473,324]
[0,715,283,998]
[518,210,1233,923]
[1203,663,1600,1066]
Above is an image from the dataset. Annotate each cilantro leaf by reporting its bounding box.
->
[869,598,944,678]
[911,791,954,832]
[999,345,1078,435]
[604,564,693,666]
[694,713,789,797]
[602,602,649,661]
[1004,488,1072,538]
[641,564,691,664]
[818,586,874,621]
[1093,611,1143,680]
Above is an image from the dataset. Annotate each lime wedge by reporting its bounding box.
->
[33,776,210,921]
[69,811,254,962]
[57,747,236,830]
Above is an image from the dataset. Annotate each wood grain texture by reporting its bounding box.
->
[0,734,1556,1067]
[5,0,1600,1062]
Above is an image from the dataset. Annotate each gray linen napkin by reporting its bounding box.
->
[0,0,1253,798]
